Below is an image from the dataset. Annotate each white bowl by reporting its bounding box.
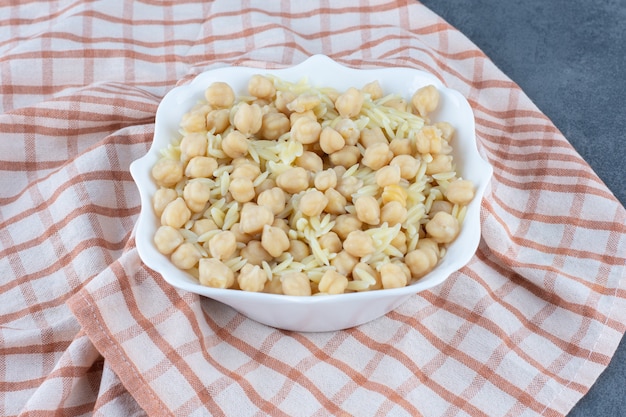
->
[130,55,492,332]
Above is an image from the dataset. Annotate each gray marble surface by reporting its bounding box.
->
[418,0,626,415]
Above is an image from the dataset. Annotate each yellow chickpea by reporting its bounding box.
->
[153,187,178,217]
[151,158,183,187]
[425,211,460,243]
[295,151,324,173]
[183,180,211,212]
[390,231,407,254]
[354,195,380,226]
[332,214,362,240]
[289,110,316,125]
[359,127,387,148]
[281,271,312,296]
[362,80,383,100]
[248,74,276,99]
[390,155,420,180]
[207,230,237,261]
[412,84,439,117]
[274,90,297,115]
[287,93,321,113]
[324,188,347,215]
[180,132,208,160]
[330,250,358,276]
[204,82,235,108]
[221,130,249,159]
[276,167,309,194]
[161,197,191,228]
[381,184,408,207]
[299,189,328,217]
[405,248,434,279]
[335,87,364,118]
[180,110,207,133]
[185,156,218,179]
[291,116,322,145]
[415,126,443,154]
[445,179,475,205]
[257,187,286,215]
[230,222,252,244]
[229,177,255,203]
[199,258,235,289]
[231,161,260,181]
[426,154,453,175]
[191,218,218,236]
[241,240,273,265]
[254,178,276,195]
[343,230,375,258]
[288,239,310,262]
[329,145,361,169]
[375,165,401,187]
[318,231,342,254]
[318,270,349,294]
[335,176,362,202]
[389,138,413,156]
[435,121,455,142]
[319,126,345,154]
[171,242,202,270]
[260,111,290,140]
[239,202,274,235]
[237,263,268,292]
[362,142,392,170]
[380,201,408,225]
[429,200,453,215]
[314,168,338,191]
[154,225,184,255]
[416,238,440,267]
[261,224,290,258]
[205,108,230,134]
[380,263,408,289]
[233,102,263,135]
[334,118,360,146]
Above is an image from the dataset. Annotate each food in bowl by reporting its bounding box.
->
[149,73,476,297]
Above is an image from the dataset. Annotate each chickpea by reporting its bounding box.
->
[381,184,408,207]
[362,142,392,170]
[276,167,309,194]
[154,225,184,255]
[206,230,236,261]
[390,231,407,254]
[204,82,235,108]
[415,126,442,154]
[299,189,328,217]
[318,270,349,294]
[161,197,191,228]
[233,102,263,135]
[191,218,218,236]
[318,231,342,254]
[390,155,420,180]
[289,110,316,125]
[260,111,290,140]
[257,187,286,215]
[405,248,434,279]
[291,116,322,145]
[354,195,380,225]
[199,258,235,289]
[153,187,178,217]
[239,203,274,235]
[248,74,276,99]
[171,242,202,270]
[334,118,360,146]
[221,130,249,159]
[375,165,401,187]
[314,168,337,191]
[343,230,375,258]
[445,179,475,205]
[180,132,208,160]
[412,84,439,117]
[254,178,276,195]
[289,239,310,262]
[425,211,460,243]
[229,177,255,203]
[183,180,211,212]
[241,240,273,265]
[274,90,297,115]
[319,126,345,154]
[332,214,362,240]
[426,154,452,175]
[287,93,321,113]
[389,138,413,156]
[261,224,290,257]
[335,176,362,202]
[330,250,358,276]
[230,222,252,244]
[237,263,268,292]
[280,271,311,296]
[359,127,387,148]
[185,156,218,178]
[380,263,408,289]
[380,201,408,225]
[430,200,453,215]
[435,121,455,142]
[362,80,383,100]
[416,238,440,267]
[324,188,347,215]
[272,218,291,234]
[353,262,380,289]
[180,110,206,132]
[329,145,361,169]
[231,161,261,181]
[151,158,183,187]
[335,87,364,118]
[205,108,230,134]
[296,151,324,173]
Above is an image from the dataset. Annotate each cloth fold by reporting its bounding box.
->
[1,1,625,416]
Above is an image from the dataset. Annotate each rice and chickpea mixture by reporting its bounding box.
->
[150,73,476,296]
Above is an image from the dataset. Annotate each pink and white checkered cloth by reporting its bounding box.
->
[1,1,625,416]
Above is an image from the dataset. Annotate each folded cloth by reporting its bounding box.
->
[1,1,625,416]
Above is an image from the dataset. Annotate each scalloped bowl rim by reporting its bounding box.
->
[130,55,492,331]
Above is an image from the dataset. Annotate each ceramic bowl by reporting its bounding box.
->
[130,55,492,332]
